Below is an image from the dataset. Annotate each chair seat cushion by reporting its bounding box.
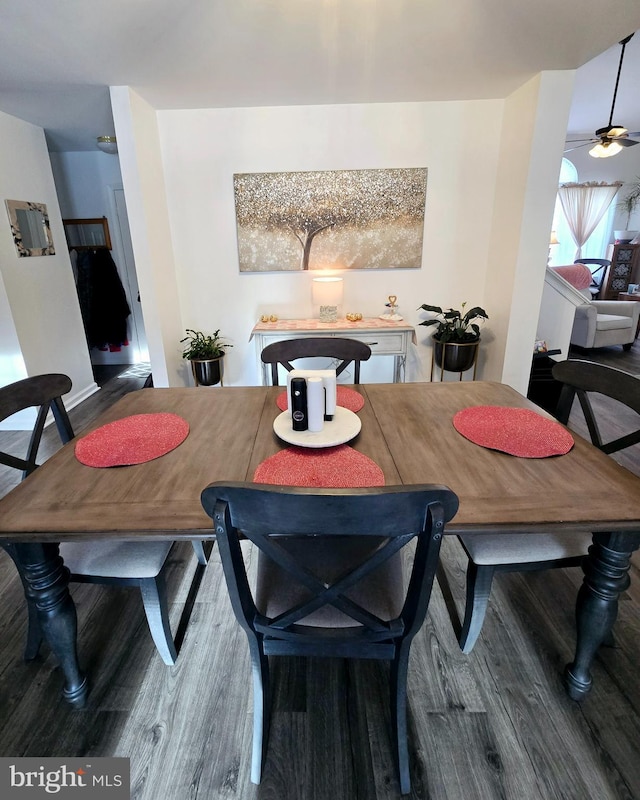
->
[59,541,173,578]
[458,532,591,565]
[255,536,404,627]
[595,314,633,331]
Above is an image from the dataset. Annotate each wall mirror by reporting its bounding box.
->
[5,199,55,257]
[63,217,112,250]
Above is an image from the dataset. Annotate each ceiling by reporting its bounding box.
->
[1,0,640,152]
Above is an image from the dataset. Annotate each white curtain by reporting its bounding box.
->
[558,182,622,260]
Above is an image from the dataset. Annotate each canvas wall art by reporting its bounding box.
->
[233,168,427,272]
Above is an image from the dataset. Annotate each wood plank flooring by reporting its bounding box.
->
[0,349,639,799]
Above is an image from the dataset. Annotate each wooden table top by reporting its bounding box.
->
[1,382,639,541]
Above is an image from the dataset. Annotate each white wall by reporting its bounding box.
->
[157,99,506,387]
[487,71,575,391]
[0,110,97,428]
[50,150,123,215]
[111,86,185,387]
[152,88,573,392]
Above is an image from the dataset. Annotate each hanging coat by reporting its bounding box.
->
[75,249,131,350]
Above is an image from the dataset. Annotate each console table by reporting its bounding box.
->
[250,317,416,384]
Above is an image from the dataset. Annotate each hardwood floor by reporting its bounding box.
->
[0,350,639,799]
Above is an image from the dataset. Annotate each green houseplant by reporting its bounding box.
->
[181,328,232,386]
[615,178,640,242]
[417,302,488,373]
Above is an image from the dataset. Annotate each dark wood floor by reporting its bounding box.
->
[0,349,639,799]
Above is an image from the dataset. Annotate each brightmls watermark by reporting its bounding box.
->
[0,758,129,798]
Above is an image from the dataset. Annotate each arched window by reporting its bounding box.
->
[550,158,615,265]
[559,157,577,184]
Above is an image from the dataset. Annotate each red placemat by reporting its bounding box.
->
[453,405,574,458]
[276,385,365,413]
[254,445,384,487]
[75,413,189,467]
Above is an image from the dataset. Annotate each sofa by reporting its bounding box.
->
[552,265,640,350]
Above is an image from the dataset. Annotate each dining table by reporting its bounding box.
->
[1,380,639,708]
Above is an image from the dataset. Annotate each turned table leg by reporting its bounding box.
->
[564,530,640,701]
[11,541,88,708]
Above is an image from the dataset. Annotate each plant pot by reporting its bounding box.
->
[190,356,224,386]
[433,338,479,373]
[614,230,639,244]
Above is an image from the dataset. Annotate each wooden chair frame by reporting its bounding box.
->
[574,258,611,300]
[554,359,640,452]
[201,481,459,794]
[439,359,640,655]
[0,374,74,479]
[1,374,75,658]
[0,373,208,665]
[260,337,372,385]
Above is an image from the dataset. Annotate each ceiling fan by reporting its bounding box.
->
[565,33,640,158]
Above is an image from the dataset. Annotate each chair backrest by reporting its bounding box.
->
[574,258,611,299]
[201,482,459,656]
[260,337,372,385]
[0,374,74,478]
[552,360,640,454]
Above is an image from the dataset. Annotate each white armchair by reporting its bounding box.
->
[550,265,640,350]
[571,295,640,350]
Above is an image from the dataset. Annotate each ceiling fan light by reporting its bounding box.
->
[589,141,622,158]
[596,125,628,138]
[591,34,634,155]
[608,125,627,138]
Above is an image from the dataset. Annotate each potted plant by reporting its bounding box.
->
[615,178,640,243]
[180,328,232,386]
[417,302,489,373]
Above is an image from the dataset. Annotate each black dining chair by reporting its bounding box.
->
[260,337,372,385]
[438,359,640,654]
[1,374,77,658]
[574,258,611,299]
[201,481,459,794]
[0,373,74,479]
[0,373,208,665]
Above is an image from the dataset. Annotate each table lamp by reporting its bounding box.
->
[312,276,343,322]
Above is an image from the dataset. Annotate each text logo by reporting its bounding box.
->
[0,758,129,798]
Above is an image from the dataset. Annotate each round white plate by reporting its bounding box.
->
[273,406,362,448]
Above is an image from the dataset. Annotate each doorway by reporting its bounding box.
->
[68,182,149,370]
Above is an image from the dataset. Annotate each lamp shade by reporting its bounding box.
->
[589,141,622,158]
[97,136,118,155]
[312,276,343,322]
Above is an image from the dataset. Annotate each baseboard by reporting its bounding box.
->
[64,381,100,412]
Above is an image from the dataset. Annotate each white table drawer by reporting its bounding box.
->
[251,318,414,383]
[346,332,406,354]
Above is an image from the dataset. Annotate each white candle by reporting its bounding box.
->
[287,369,337,421]
[321,372,337,420]
[306,377,324,432]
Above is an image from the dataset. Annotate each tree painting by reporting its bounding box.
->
[233,168,427,272]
